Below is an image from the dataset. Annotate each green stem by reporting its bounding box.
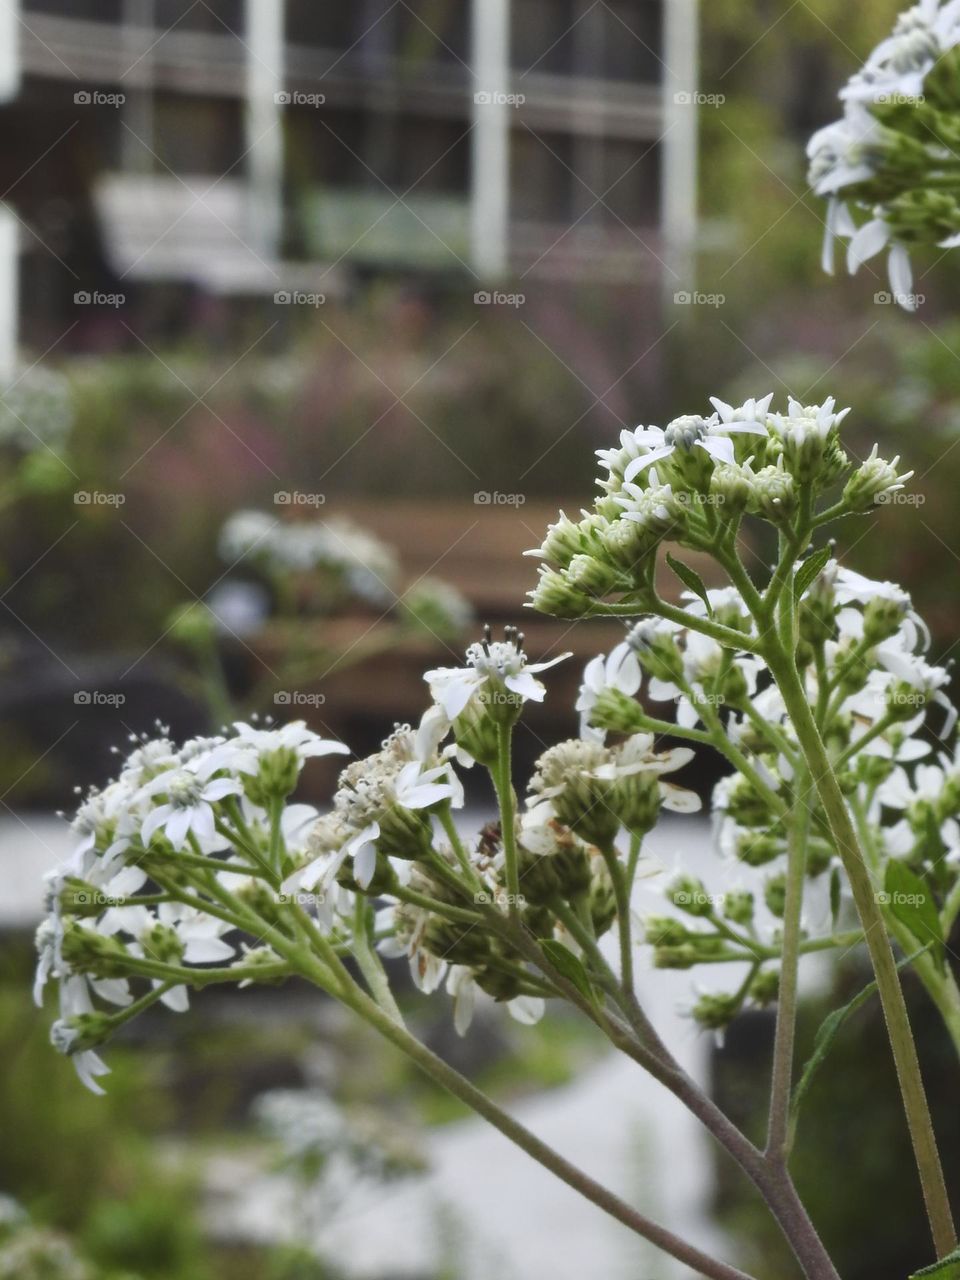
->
[494,722,521,910]
[350,896,405,1026]
[766,764,811,1163]
[766,641,957,1256]
[341,984,759,1280]
[599,845,635,996]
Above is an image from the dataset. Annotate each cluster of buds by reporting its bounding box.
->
[570,544,960,1032]
[809,0,960,308]
[528,394,912,619]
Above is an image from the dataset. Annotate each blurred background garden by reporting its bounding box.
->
[2,2,960,1278]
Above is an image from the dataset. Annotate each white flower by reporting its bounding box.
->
[771,396,851,443]
[50,1019,111,1095]
[138,770,242,850]
[576,640,642,742]
[445,965,544,1036]
[842,0,960,103]
[620,409,768,482]
[425,630,568,720]
[377,901,448,994]
[193,720,349,780]
[807,109,884,196]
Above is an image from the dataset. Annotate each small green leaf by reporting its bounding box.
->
[884,861,945,974]
[666,553,713,617]
[910,1245,960,1279]
[794,545,833,599]
[829,866,842,930]
[790,948,928,1135]
[539,939,595,1003]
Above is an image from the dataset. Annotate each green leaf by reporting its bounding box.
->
[910,1246,960,1279]
[666,553,713,617]
[790,948,929,1136]
[539,939,595,1004]
[884,861,945,974]
[794,545,833,600]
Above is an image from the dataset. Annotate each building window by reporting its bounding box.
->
[151,94,244,174]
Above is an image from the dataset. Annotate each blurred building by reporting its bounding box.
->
[0,0,698,346]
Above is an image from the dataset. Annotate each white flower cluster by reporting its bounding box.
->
[34,720,349,1092]
[809,0,960,307]
[0,366,74,452]
[578,563,960,1027]
[529,393,911,618]
[219,510,401,607]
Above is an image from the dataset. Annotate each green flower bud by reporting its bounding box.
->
[669,874,714,917]
[474,966,524,1002]
[747,462,796,523]
[143,922,185,965]
[589,860,617,937]
[691,991,742,1031]
[724,775,778,827]
[60,926,132,978]
[749,968,780,1007]
[423,919,492,966]
[735,832,784,866]
[613,771,662,838]
[723,890,755,926]
[643,916,691,947]
[842,444,914,512]
[60,1011,115,1053]
[599,515,660,573]
[710,462,755,514]
[805,843,833,878]
[529,566,593,619]
[449,696,500,768]
[530,510,585,568]
[567,552,622,596]
[764,873,787,918]
[653,943,700,969]
[863,596,908,645]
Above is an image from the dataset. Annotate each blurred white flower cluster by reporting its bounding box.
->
[0,366,73,453]
[220,510,401,608]
[808,0,960,308]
